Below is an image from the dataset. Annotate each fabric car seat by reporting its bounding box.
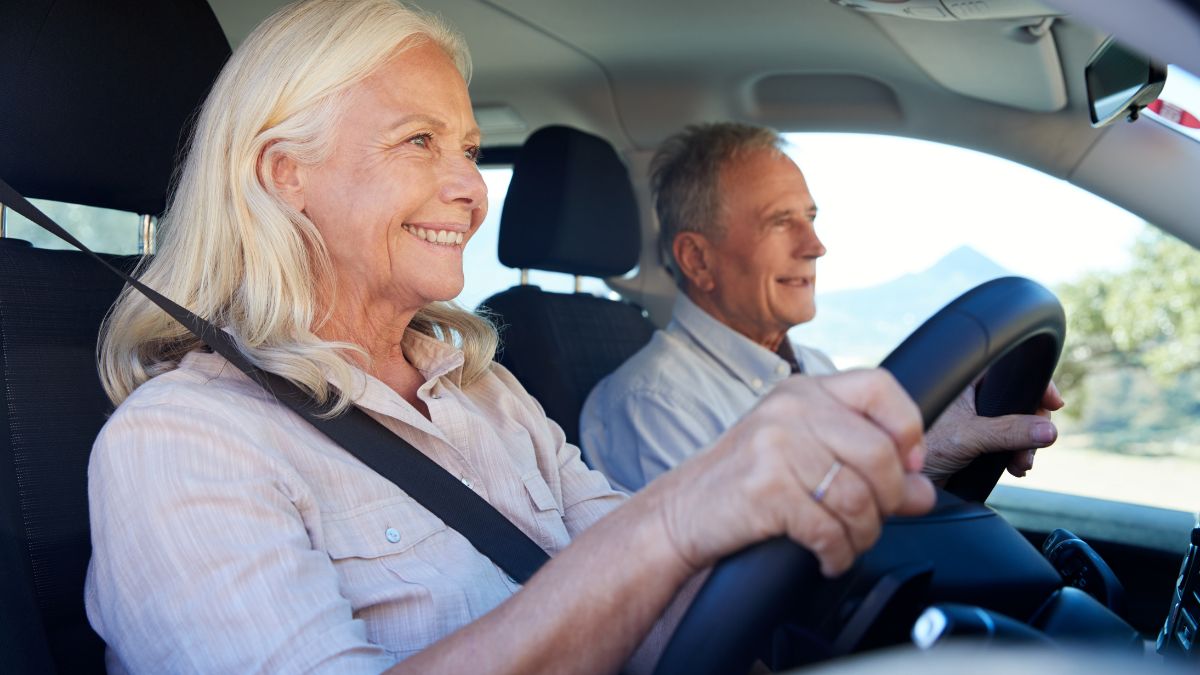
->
[0,2,230,672]
[479,126,657,447]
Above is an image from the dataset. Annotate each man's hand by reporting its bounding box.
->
[923,380,1065,484]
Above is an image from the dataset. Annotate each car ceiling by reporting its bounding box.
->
[212,1,1098,161]
[207,0,1200,293]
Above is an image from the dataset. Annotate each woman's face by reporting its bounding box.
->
[288,40,487,315]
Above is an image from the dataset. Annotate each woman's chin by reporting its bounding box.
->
[422,281,467,306]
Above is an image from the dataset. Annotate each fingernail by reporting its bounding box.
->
[1032,422,1056,445]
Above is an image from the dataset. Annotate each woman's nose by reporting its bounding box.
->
[439,155,487,209]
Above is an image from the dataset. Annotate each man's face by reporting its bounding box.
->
[703,149,826,344]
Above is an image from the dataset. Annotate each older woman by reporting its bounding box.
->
[85,1,935,672]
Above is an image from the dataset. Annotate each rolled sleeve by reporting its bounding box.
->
[86,402,393,675]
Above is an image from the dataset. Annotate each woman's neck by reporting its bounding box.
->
[317,296,432,419]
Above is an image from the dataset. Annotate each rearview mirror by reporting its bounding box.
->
[1084,38,1166,127]
[1085,38,1167,128]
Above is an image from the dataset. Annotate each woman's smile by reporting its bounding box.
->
[401,223,467,247]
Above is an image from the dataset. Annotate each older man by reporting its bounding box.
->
[580,122,1062,494]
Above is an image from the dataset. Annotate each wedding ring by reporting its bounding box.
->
[812,460,842,502]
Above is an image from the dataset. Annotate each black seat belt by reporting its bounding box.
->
[0,178,550,584]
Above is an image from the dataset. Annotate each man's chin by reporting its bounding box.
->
[783,306,817,328]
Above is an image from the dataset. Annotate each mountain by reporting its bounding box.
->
[790,246,1011,367]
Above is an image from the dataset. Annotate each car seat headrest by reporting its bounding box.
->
[498,125,641,278]
[0,0,231,215]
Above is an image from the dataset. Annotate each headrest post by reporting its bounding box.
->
[139,214,157,255]
[0,203,7,238]
[574,276,583,293]
[520,269,530,286]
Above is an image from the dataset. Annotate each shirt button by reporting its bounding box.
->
[776,363,790,376]
[385,528,401,544]
[431,393,442,400]
[751,377,764,390]
[461,476,473,489]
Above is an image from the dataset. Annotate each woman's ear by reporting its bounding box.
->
[674,232,716,293]
[266,149,306,213]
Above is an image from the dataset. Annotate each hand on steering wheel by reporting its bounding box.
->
[651,370,936,578]
[923,379,1064,484]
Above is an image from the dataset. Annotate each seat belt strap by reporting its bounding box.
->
[0,179,550,584]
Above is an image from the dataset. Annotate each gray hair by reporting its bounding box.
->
[651,122,786,288]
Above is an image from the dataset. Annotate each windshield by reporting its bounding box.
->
[782,132,1200,513]
[1146,64,1200,142]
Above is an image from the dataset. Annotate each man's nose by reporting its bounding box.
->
[794,224,826,259]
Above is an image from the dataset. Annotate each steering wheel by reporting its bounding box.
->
[653,276,1065,675]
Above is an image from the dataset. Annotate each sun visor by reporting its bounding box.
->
[869,14,1068,113]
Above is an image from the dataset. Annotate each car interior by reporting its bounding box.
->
[1,0,1199,672]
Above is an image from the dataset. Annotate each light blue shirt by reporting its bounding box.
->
[580,293,836,493]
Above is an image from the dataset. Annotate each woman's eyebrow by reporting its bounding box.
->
[384,113,481,142]
[385,113,445,133]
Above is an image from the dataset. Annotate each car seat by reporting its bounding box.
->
[0,1,230,672]
[479,126,657,447]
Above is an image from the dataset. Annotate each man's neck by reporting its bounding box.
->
[682,288,787,352]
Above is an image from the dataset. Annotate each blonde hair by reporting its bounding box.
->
[99,0,497,413]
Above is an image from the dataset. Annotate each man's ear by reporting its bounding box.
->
[674,232,716,292]
[265,149,306,213]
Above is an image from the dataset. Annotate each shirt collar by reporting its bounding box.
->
[186,329,467,438]
[331,331,463,440]
[400,330,466,387]
[667,292,794,393]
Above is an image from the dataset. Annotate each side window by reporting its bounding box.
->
[4,170,610,301]
[782,133,1200,513]
[2,198,146,255]
[455,166,608,311]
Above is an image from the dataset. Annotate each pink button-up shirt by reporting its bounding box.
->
[85,331,627,673]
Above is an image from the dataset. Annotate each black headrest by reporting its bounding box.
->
[0,0,231,216]
[498,125,641,278]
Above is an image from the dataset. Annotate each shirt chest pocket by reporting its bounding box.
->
[321,497,489,649]
[324,497,446,560]
[521,473,571,551]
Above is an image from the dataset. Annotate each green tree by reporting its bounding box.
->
[1056,226,1200,425]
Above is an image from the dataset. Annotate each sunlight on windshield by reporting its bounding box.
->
[783,133,1200,514]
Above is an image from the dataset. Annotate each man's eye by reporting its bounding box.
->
[465,145,482,163]
[408,132,433,148]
